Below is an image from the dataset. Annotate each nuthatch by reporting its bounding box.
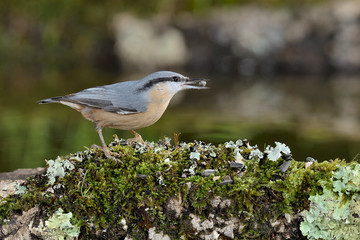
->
[39,71,208,161]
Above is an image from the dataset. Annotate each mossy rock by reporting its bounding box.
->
[0,137,349,239]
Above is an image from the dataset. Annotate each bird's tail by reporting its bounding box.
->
[37,96,63,104]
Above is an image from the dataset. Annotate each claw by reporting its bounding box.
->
[90,144,123,164]
[127,130,145,145]
[103,147,123,164]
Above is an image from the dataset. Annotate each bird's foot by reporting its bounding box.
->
[104,150,123,164]
[90,144,102,150]
[126,137,145,145]
[126,131,145,145]
[90,144,123,164]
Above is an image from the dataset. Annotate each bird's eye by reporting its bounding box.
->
[173,76,180,82]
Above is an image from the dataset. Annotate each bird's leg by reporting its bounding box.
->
[95,125,122,163]
[127,130,145,144]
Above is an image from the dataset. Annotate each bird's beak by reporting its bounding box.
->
[184,78,209,89]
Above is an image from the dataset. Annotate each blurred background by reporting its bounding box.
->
[1,0,360,172]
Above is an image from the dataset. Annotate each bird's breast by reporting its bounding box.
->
[86,85,174,130]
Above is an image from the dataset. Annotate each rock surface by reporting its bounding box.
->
[0,168,44,199]
[0,207,39,240]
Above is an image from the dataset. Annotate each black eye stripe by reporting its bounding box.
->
[137,76,182,92]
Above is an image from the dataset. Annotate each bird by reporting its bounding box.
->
[38,71,208,162]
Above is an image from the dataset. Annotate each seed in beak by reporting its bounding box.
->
[199,80,207,87]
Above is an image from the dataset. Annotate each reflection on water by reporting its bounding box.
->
[1,70,360,172]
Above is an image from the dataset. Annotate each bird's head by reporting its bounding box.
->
[138,71,208,95]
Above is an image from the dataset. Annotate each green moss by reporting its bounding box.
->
[0,137,350,238]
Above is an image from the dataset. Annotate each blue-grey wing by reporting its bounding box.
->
[63,81,148,114]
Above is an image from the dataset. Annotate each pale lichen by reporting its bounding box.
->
[265,141,291,161]
[224,141,237,149]
[190,152,201,160]
[30,208,80,240]
[249,149,264,160]
[14,184,27,195]
[45,157,75,184]
[300,164,360,240]
[148,227,171,240]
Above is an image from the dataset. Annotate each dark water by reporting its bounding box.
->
[1,70,360,172]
